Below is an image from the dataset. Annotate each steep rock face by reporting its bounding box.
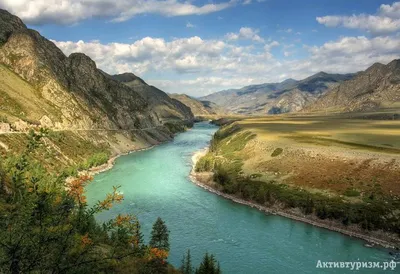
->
[169,94,227,116]
[111,73,194,124]
[0,9,193,133]
[201,73,354,114]
[0,9,26,44]
[307,60,400,112]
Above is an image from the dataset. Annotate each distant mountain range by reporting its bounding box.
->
[200,72,355,114]
[169,94,227,117]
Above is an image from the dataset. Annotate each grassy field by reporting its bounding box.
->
[205,113,400,198]
[237,115,400,152]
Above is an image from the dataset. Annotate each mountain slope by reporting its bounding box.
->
[169,94,227,117]
[0,9,195,171]
[307,60,400,112]
[110,73,194,124]
[201,73,353,114]
[0,9,193,132]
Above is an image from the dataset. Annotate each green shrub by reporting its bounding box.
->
[344,188,360,197]
[164,122,186,134]
[271,148,283,157]
[81,152,110,170]
[195,153,214,172]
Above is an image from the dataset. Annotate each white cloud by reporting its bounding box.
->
[0,0,244,25]
[54,36,232,75]
[53,34,400,96]
[317,1,400,35]
[225,27,265,42]
[380,2,400,18]
[186,22,195,28]
[264,41,280,51]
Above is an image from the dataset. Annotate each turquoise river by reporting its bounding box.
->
[86,122,396,273]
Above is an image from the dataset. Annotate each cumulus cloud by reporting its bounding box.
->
[225,27,265,42]
[380,2,400,18]
[317,1,400,35]
[0,0,243,25]
[54,36,230,75]
[264,41,280,51]
[52,33,400,96]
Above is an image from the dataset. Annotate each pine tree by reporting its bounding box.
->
[149,217,170,251]
[132,220,145,255]
[195,252,221,274]
[180,249,193,274]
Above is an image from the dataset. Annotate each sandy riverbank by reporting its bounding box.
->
[189,149,400,250]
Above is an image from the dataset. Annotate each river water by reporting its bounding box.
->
[86,122,394,273]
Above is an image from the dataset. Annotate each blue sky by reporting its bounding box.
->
[1,0,400,96]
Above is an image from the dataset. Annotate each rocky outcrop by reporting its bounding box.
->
[307,60,400,112]
[0,123,11,133]
[0,9,26,44]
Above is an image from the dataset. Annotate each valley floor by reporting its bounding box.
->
[192,113,400,248]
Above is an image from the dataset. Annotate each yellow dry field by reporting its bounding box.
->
[234,113,400,197]
[238,115,400,152]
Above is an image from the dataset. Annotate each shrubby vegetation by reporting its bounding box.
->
[164,122,192,134]
[81,152,109,170]
[195,154,215,172]
[180,250,221,274]
[0,129,221,273]
[0,115,9,123]
[271,148,283,157]
[196,123,400,235]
